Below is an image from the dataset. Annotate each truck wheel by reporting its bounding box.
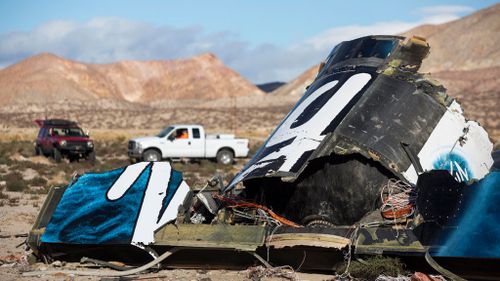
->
[53,149,62,163]
[35,146,41,156]
[88,151,96,164]
[143,149,161,162]
[217,149,234,165]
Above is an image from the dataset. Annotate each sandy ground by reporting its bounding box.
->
[0,192,335,281]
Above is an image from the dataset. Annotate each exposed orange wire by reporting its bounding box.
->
[229,202,301,228]
[214,194,301,228]
[381,204,414,219]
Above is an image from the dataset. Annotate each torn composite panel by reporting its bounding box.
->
[226,36,493,190]
[331,77,493,183]
[41,162,190,245]
[226,67,378,189]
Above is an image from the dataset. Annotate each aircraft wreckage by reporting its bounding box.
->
[25,36,499,279]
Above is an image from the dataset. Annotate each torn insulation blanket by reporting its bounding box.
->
[436,171,500,258]
[226,35,493,191]
[416,170,500,258]
[41,162,190,245]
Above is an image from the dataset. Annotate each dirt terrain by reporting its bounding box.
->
[0,192,327,281]
[0,102,294,137]
[0,134,344,281]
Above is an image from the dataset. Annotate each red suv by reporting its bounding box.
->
[34,119,96,163]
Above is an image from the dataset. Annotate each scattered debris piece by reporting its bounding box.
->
[247,265,298,281]
[0,254,27,266]
[410,272,446,281]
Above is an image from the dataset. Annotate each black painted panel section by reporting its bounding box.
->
[229,67,379,189]
[334,74,446,173]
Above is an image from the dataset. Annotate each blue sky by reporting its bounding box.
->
[0,0,497,82]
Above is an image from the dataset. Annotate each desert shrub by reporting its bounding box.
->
[31,185,52,194]
[18,145,33,157]
[7,141,34,157]
[248,141,263,157]
[0,167,7,174]
[7,180,28,192]
[336,256,407,280]
[39,165,61,177]
[28,176,47,186]
[116,135,126,143]
[8,197,20,206]
[17,161,48,171]
[108,142,127,157]
[3,171,23,182]
[4,171,28,192]
[0,142,12,157]
[0,190,8,199]
[0,157,12,165]
[93,139,129,157]
[199,161,218,175]
[95,155,129,170]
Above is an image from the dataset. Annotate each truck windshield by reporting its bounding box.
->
[157,126,174,138]
[52,127,85,137]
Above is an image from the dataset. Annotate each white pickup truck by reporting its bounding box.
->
[128,125,249,164]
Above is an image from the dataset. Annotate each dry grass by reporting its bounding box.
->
[0,103,291,138]
[0,101,280,206]
[335,256,407,280]
[0,136,261,204]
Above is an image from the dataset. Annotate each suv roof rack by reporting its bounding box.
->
[34,119,78,127]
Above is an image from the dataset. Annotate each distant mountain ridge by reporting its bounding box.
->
[0,52,264,106]
[270,65,319,96]
[256,82,286,93]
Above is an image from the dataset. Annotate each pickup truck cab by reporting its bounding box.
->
[128,125,249,164]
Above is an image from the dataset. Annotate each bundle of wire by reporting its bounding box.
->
[213,194,301,228]
[380,179,416,220]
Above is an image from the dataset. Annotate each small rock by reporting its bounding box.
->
[411,272,445,281]
[52,260,62,267]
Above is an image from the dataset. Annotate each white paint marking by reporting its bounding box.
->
[132,162,175,244]
[229,73,372,187]
[106,162,150,200]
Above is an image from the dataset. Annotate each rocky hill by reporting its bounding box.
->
[402,3,500,73]
[271,65,319,96]
[256,82,286,93]
[269,4,500,143]
[0,53,264,107]
[432,67,500,142]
